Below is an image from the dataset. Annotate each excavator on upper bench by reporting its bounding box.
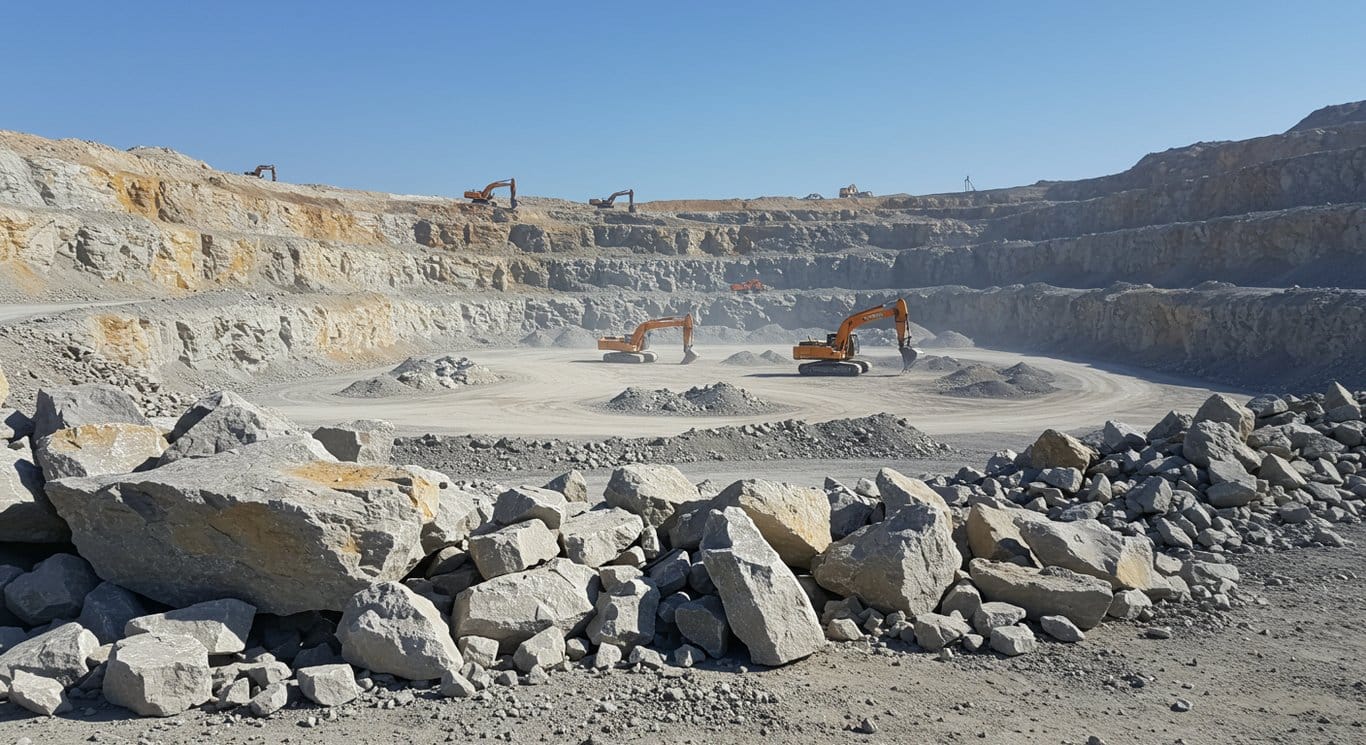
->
[597,314,698,364]
[589,189,636,213]
[244,165,276,181]
[792,298,919,376]
[464,179,517,208]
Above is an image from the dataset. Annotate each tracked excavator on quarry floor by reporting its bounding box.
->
[793,298,919,376]
[464,179,517,208]
[597,314,698,364]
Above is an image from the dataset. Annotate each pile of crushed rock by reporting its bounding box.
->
[934,361,1060,399]
[0,359,1359,728]
[598,383,778,417]
[338,355,498,398]
[719,350,789,366]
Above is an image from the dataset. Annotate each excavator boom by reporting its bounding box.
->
[792,298,917,376]
[589,189,636,213]
[464,178,517,208]
[596,314,697,364]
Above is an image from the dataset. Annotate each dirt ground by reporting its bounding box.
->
[3,526,1360,745]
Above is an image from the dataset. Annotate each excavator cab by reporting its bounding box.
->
[597,314,697,364]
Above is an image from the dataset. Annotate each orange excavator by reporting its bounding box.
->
[464,179,517,208]
[244,165,276,181]
[590,189,636,213]
[597,314,698,364]
[792,298,918,376]
[730,279,765,293]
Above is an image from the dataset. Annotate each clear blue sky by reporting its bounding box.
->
[4,1,1362,201]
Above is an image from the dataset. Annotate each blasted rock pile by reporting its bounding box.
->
[339,355,498,399]
[598,382,779,417]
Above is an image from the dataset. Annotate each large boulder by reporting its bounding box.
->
[876,467,951,519]
[1029,430,1095,471]
[468,520,559,579]
[586,577,658,650]
[33,384,150,440]
[0,622,97,686]
[297,664,359,706]
[1017,519,1157,591]
[45,438,438,614]
[124,598,256,655]
[492,486,568,529]
[1182,421,1260,470]
[700,507,824,667]
[1193,394,1254,439]
[674,594,731,658]
[312,419,396,463]
[812,503,960,616]
[104,633,212,717]
[160,391,296,463]
[966,503,1038,564]
[604,464,704,531]
[559,508,644,568]
[451,559,600,651]
[77,582,149,645]
[10,669,69,716]
[714,479,831,569]
[338,582,462,681]
[420,483,488,554]
[968,559,1113,630]
[4,553,100,626]
[34,423,167,480]
[544,469,589,502]
[0,446,68,543]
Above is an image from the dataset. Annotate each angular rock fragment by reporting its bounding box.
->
[559,508,643,568]
[989,625,1037,656]
[338,581,462,681]
[1017,519,1158,590]
[33,384,150,441]
[586,578,658,650]
[451,559,599,651]
[104,633,212,717]
[297,663,358,706]
[469,520,559,579]
[124,598,256,655]
[34,423,167,480]
[813,503,960,616]
[875,467,951,518]
[77,582,148,645]
[1030,429,1095,471]
[312,419,396,463]
[674,595,731,658]
[604,464,704,530]
[0,622,97,686]
[969,559,1113,630]
[493,486,569,528]
[4,553,100,626]
[544,469,589,502]
[10,669,69,716]
[160,391,296,463]
[714,478,832,568]
[913,612,971,651]
[513,627,566,673]
[0,446,67,543]
[1193,394,1255,439]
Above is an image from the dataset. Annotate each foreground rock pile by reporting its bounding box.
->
[394,412,950,473]
[598,382,779,417]
[0,369,1358,724]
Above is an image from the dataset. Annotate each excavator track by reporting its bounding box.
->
[798,360,864,377]
[602,351,655,364]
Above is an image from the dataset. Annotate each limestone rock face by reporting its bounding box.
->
[160,391,297,463]
[969,559,1113,630]
[813,503,960,616]
[338,582,462,681]
[45,438,438,614]
[0,446,68,543]
[103,633,212,717]
[604,464,705,531]
[700,507,824,667]
[966,503,1039,564]
[450,558,600,651]
[714,479,832,569]
[33,384,150,441]
[1017,519,1158,590]
[34,423,167,480]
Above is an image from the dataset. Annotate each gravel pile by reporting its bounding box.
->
[395,412,950,474]
[339,355,498,398]
[719,350,789,366]
[935,362,1060,399]
[598,383,777,417]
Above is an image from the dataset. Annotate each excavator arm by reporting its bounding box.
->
[590,189,635,212]
[464,179,517,208]
[597,314,697,364]
[793,298,917,375]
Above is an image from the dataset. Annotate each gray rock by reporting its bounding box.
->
[628,646,665,670]
[913,612,971,651]
[450,558,600,651]
[827,487,877,540]
[1260,454,1308,489]
[1193,394,1255,438]
[1040,615,1084,642]
[45,439,437,614]
[0,622,97,686]
[604,464,705,531]
[124,598,256,655]
[1204,459,1260,507]
[559,508,644,568]
[4,553,100,626]
[513,627,566,673]
[216,677,252,709]
[104,633,212,717]
[493,486,569,529]
[971,601,1027,636]
[0,446,67,543]
[1102,421,1147,452]
[544,470,589,502]
[591,643,623,670]
[1107,589,1153,620]
[296,663,357,706]
[965,502,1039,564]
[439,669,478,698]
[469,520,559,579]
[586,578,658,650]
[1183,421,1260,470]
[457,635,499,669]
[247,681,288,717]
[989,625,1038,656]
[939,582,982,619]
[1147,411,1193,442]
[969,559,1114,630]
[1017,519,1158,590]
[1039,467,1084,493]
[421,485,487,554]
[77,582,148,645]
[160,391,296,463]
[34,423,166,481]
[598,565,643,592]
[648,549,691,596]
[825,617,863,642]
[714,479,832,568]
[700,507,824,666]
[9,669,69,716]
[1325,381,1357,411]
[876,467,951,519]
[311,419,395,463]
[673,644,705,668]
[1029,430,1096,471]
[33,384,149,441]
[1129,476,1174,514]
[674,595,731,658]
[812,503,960,616]
[338,582,462,681]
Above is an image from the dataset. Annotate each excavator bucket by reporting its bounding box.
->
[899,346,919,373]
[681,346,699,365]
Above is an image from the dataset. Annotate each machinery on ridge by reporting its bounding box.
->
[244,165,276,181]
[793,298,918,376]
[464,179,517,208]
[730,278,766,293]
[838,183,873,198]
[590,189,635,212]
[597,314,698,364]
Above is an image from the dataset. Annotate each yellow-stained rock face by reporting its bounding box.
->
[89,314,158,369]
[35,422,168,479]
[286,461,439,522]
[714,479,832,569]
